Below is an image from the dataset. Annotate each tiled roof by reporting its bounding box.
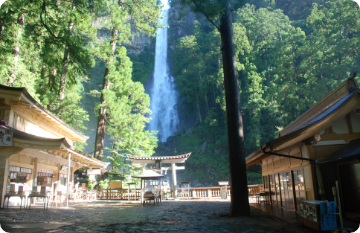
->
[296,91,355,131]
[126,152,191,160]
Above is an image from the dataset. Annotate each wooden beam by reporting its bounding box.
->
[320,133,360,142]
[0,106,12,110]
[346,113,353,134]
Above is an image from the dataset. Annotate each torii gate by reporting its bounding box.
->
[126,153,191,198]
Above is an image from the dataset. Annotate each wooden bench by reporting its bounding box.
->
[4,185,28,209]
[143,191,158,206]
[27,186,50,210]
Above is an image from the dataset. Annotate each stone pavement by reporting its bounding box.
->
[0,200,317,233]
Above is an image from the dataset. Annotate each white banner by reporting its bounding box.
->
[87,169,101,175]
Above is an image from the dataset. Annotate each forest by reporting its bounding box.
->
[165,0,360,185]
[0,0,359,185]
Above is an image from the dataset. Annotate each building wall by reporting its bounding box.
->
[262,144,315,202]
[0,108,74,145]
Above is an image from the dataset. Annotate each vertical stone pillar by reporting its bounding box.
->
[208,189,212,198]
[171,163,177,198]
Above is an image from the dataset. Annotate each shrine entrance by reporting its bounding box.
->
[127,153,191,199]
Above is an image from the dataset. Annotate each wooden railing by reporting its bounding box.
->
[99,188,141,200]
[177,184,264,199]
[99,184,264,200]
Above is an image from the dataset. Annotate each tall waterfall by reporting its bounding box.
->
[148,0,179,142]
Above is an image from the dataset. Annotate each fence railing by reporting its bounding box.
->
[99,188,141,200]
[99,184,264,200]
[177,184,264,199]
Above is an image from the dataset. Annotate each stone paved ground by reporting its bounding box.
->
[0,200,318,233]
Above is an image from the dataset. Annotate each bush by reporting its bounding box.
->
[87,179,97,190]
[99,179,110,189]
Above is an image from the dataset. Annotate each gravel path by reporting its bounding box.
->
[0,200,316,233]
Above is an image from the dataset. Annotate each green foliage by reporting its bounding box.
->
[99,179,110,189]
[128,46,155,83]
[87,179,97,190]
[180,0,246,19]
[0,0,162,169]
[172,0,360,183]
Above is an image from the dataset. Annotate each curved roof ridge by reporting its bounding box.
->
[279,78,358,137]
[126,152,191,160]
[0,84,88,142]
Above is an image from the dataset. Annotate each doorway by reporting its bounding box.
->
[338,162,360,217]
[293,168,305,211]
[279,171,293,209]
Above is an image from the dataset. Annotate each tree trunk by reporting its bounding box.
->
[0,19,4,45]
[212,84,216,106]
[195,89,202,124]
[200,73,210,113]
[8,11,24,86]
[220,1,250,216]
[58,0,76,101]
[204,92,209,113]
[59,23,74,100]
[93,28,118,159]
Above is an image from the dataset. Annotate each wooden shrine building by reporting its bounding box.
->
[127,153,191,198]
[245,77,360,219]
[0,85,107,207]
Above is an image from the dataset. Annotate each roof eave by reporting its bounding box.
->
[270,92,359,151]
[19,93,88,142]
[245,89,360,166]
[279,78,358,137]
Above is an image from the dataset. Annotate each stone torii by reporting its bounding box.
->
[126,153,191,198]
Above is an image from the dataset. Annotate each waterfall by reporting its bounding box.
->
[148,0,179,142]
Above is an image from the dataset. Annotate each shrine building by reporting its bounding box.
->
[0,85,107,207]
[127,153,191,198]
[246,77,360,219]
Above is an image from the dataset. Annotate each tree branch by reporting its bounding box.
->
[190,0,220,32]
[40,0,61,40]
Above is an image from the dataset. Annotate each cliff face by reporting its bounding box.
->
[93,19,153,55]
[167,0,197,51]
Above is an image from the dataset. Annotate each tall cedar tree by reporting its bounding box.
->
[93,0,160,159]
[180,0,250,216]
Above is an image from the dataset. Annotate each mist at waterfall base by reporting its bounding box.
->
[148,0,179,143]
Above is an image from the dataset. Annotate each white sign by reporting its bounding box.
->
[87,169,101,175]
[218,181,229,186]
[0,128,12,146]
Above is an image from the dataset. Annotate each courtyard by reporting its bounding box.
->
[0,199,318,233]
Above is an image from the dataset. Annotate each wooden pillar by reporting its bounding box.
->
[56,164,60,192]
[33,158,38,186]
[0,157,9,208]
[291,170,297,211]
[274,174,278,204]
[141,179,144,205]
[142,163,145,173]
[171,163,177,198]
[0,147,23,207]
[268,175,272,205]
[66,152,71,207]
